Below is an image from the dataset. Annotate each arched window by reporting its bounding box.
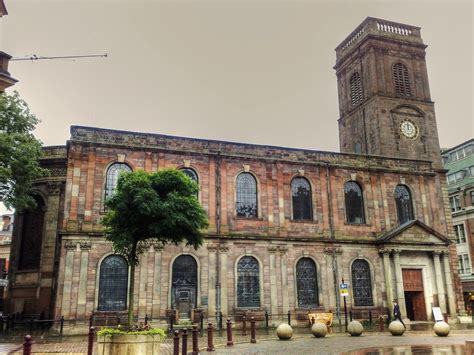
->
[98,255,128,311]
[172,255,198,318]
[237,256,260,308]
[296,258,319,308]
[344,181,365,224]
[180,168,198,182]
[393,63,411,97]
[236,173,257,218]
[351,259,373,306]
[18,195,45,270]
[350,72,363,105]
[292,177,313,220]
[104,163,132,201]
[394,184,414,224]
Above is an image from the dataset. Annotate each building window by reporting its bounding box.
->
[354,142,362,154]
[296,258,319,308]
[236,173,258,218]
[237,256,260,308]
[458,254,471,275]
[471,191,474,206]
[344,181,365,224]
[450,196,461,212]
[171,255,198,316]
[393,62,411,97]
[454,224,466,244]
[291,177,312,221]
[351,259,373,306]
[180,168,199,198]
[394,184,414,224]
[449,144,473,162]
[350,72,363,105]
[98,255,128,311]
[447,171,465,185]
[105,163,132,202]
[18,195,45,271]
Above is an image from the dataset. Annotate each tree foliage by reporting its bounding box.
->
[102,169,209,324]
[0,91,48,211]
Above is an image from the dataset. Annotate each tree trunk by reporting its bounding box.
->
[128,243,137,326]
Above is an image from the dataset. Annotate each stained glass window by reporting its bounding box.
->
[351,259,373,306]
[98,255,128,311]
[394,184,414,224]
[344,181,365,224]
[18,195,45,270]
[296,258,319,308]
[236,173,258,218]
[292,177,312,220]
[104,163,132,202]
[393,63,411,97]
[237,256,260,308]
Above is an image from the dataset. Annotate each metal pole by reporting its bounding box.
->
[242,315,247,336]
[192,325,199,354]
[250,317,256,344]
[87,327,95,355]
[344,296,348,331]
[226,318,233,346]
[207,323,215,351]
[173,330,180,355]
[264,310,269,329]
[287,310,291,325]
[181,328,188,355]
[23,335,32,355]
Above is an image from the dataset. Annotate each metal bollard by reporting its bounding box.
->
[200,312,204,336]
[173,330,180,355]
[145,314,149,326]
[378,316,384,332]
[219,311,223,330]
[117,316,121,326]
[192,325,199,355]
[287,310,291,325]
[181,328,188,355]
[264,310,269,329]
[311,316,315,325]
[349,310,353,322]
[60,316,64,337]
[242,315,247,336]
[226,318,233,346]
[87,327,95,355]
[23,335,32,355]
[250,317,256,344]
[89,315,94,328]
[369,310,372,325]
[207,323,215,351]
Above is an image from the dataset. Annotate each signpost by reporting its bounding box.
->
[339,278,349,331]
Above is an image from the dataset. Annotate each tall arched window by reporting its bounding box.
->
[236,173,257,218]
[344,181,365,224]
[351,259,373,306]
[393,63,411,97]
[180,168,199,198]
[104,163,132,201]
[18,195,45,270]
[98,255,128,311]
[350,72,363,105]
[292,177,312,220]
[296,258,319,308]
[237,256,260,308]
[172,255,198,318]
[394,184,414,224]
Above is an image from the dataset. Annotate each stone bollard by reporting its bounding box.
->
[276,323,293,340]
[311,322,327,338]
[23,335,32,355]
[207,323,215,351]
[388,321,405,336]
[242,315,247,336]
[87,327,95,355]
[192,325,199,355]
[173,330,180,355]
[250,317,256,343]
[433,321,450,337]
[226,318,234,346]
[347,321,364,336]
[182,328,188,355]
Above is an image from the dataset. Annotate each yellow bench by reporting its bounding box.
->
[308,312,333,327]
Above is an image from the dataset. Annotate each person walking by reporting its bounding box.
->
[393,300,406,328]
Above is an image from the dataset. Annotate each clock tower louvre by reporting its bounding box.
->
[334,17,442,168]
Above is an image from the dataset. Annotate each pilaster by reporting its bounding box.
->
[279,246,289,314]
[207,245,217,317]
[432,251,446,313]
[392,249,406,318]
[380,249,394,313]
[219,244,229,316]
[442,251,456,316]
[268,246,278,316]
[152,245,163,319]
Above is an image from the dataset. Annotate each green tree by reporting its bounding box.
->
[102,169,209,325]
[0,91,48,211]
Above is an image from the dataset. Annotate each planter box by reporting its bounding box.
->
[98,334,161,355]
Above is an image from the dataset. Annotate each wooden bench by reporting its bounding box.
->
[307,312,333,327]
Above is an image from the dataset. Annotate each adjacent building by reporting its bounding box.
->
[7,17,464,329]
[442,139,474,313]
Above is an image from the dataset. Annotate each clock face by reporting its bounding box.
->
[400,119,418,139]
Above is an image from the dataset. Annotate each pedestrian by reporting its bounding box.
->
[393,300,406,328]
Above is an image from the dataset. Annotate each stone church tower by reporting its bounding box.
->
[335,17,442,168]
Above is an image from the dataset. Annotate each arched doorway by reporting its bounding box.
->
[172,255,198,319]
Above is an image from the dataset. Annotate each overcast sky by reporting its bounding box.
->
[0,0,473,212]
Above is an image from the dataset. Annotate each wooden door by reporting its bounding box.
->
[412,291,427,321]
[402,269,427,321]
[402,269,423,291]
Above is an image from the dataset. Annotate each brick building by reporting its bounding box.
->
[442,139,474,312]
[8,17,464,328]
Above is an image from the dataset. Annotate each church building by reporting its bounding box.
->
[8,17,465,327]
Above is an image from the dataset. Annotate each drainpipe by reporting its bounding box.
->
[215,154,221,324]
[325,164,340,319]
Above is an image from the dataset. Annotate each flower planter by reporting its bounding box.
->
[98,333,162,355]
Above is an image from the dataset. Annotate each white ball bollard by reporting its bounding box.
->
[388,321,405,336]
[433,321,450,337]
[347,320,364,336]
[311,322,327,338]
[276,323,293,340]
